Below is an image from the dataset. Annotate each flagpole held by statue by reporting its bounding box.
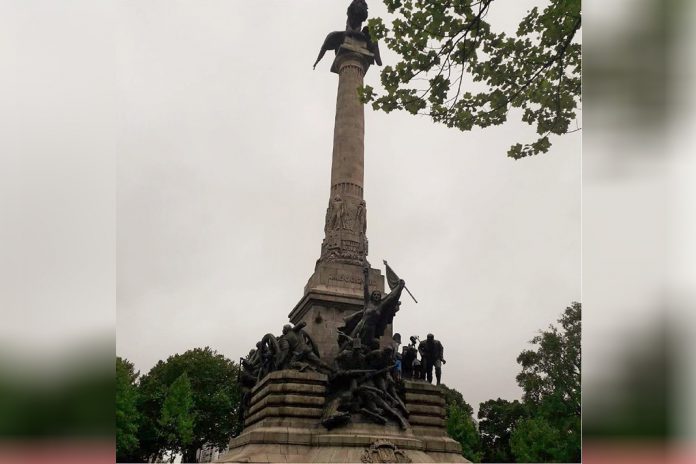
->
[383,260,418,304]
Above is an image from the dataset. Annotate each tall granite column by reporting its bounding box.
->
[320,39,372,266]
[289,36,386,363]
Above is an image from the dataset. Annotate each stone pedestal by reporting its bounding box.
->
[218,371,326,463]
[288,263,388,364]
[402,380,466,462]
[217,371,468,463]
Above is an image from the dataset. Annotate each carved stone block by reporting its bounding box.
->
[360,440,412,463]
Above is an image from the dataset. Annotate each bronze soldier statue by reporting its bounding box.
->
[278,322,334,374]
[338,265,405,350]
[418,333,446,385]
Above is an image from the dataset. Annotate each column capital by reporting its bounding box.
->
[330,37,375,75]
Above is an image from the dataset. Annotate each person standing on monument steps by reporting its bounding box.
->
[391,333,402,381]
[418,333,446,385]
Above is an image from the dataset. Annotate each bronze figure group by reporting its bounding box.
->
[321,265,408,429]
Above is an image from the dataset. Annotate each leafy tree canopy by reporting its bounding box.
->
[159,373,195,457]
[135,347,241,463]
[440,384,482,462]
[440,383,474,417]
[363,0,581,159]
[447,402,483,462]
[116,357,140,462]
[512,302,581,462]
[516,302,580,414]
[510,416,564,462]
[477,398,525,463]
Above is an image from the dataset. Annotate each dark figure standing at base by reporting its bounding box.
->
[418,333,446,385]
[391,333,402,381]
[401,335,419,380]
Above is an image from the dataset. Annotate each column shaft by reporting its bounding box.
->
[319,46,372,266]
[331,58,365,198]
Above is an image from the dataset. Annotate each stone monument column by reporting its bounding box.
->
[320,38,373,266]
[221,5,467,461]
[331,49,366,189]
[289,36,386,363]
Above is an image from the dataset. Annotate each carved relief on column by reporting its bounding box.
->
[320,193,368,265]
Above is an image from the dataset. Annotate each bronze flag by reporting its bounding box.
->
[383,260,418,303]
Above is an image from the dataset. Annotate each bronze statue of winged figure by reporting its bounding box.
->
[313,0,382,69]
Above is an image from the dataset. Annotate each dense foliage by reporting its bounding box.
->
[510,416,565,462]
[511,302,581,462]
[446,402,483,462]
[443,303,580,462]
[441,384,483,462]
[116,347,241,463]
[477,398,525,462]
[158,373,195,457]
[362,0,581,158]
[516,302,581,412]
[116,357,140,462]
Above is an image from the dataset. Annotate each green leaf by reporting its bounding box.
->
[368,0,582,158]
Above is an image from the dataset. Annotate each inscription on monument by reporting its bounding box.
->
[342,239,360,253]
[328,271,377,288]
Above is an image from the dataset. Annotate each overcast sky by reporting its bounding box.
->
[112,0,580,412]
[7,0,696,445]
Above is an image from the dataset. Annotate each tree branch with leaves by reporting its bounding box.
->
[361,0,581,159]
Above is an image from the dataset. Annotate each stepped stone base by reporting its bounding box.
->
[216,372,468,463]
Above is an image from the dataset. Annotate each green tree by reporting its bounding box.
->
[136,347,241,463]
[447,403,483,462]
[362,0,581,158]
[440,384,482,462]
[116,357,140,462]
[510,416,563,462]
[512,302,581,462]
[159,373,195,459]
[477,398,525,462]
[440,383,474,416]
[516,302,580,415]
